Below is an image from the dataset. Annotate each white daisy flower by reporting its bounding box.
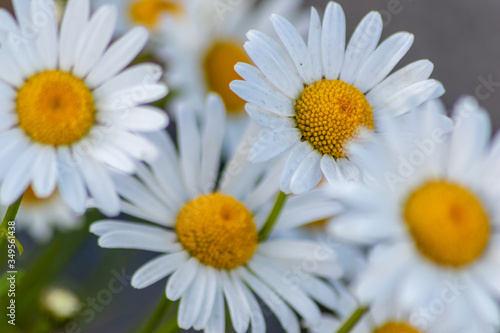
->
[0,0,168,216]
[307,283,487,333]
[1,187,83,243]
[328,97,500,332]
[230,1,445,194]
[91,0,184,36]
[90,94,343,333]
[158,0,306,151]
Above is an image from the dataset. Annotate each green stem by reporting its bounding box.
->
[258,191,288,242]
[139,296,174,333]
[1,194,24,254]
[335,307,368,333]
[153,317,179,333]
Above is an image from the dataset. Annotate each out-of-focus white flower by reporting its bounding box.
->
[328,98,500,333]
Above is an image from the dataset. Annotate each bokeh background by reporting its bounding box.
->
[1,0,499,332]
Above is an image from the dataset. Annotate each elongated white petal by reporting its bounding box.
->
[340,11,382,83]
[131,252,187,289]
[308,8,322,82]
[73,5,117,78]
[31,145,57,198]
[248,128,300,163]
[32,0,58,69]
[271,14,314,84]
[59,0,90,71]
[354,32,414,93]
[322,2,346,79]
[290,149,323,194]
[166,258,198,301]
[86,26,149,88]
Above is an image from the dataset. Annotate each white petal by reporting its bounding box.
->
[449,97,491,177]
[86,26,149,88]
[131,252,187,289]
[258,240,337,263]
[321,2,346,79]
[32,0,58,69]
[320,155,343,184]
[145,131,188,206]
[366,59,434,107]
[178,268,207,329]
[271,14,314,84]
[90,143,136,173]
[0,49,24,87]
[97,229,181,252]
[248,128,300,163]
[280,141,313,193]
[31,145,57,198]
[177,106,201,196]
[200,94,225,194]
[236,267,300,333]
[93,63,163,100]
[243,40,301,99]
[221,271,250,333]
[193,267,218,330]
[354,32,414,93]
[248,255,321,326]
[379,79,445,116]
[108,131,159,163]
[245,30,302,95]
[1,143,40,205]
[0,9,18,33]
[79,157,120,216]
[166,257,199,301]
[289,149,323,194]
[105,106,169,132]
[340,11,383,83]
[59,0,90,71]
[73,5,117,78]
[90,220,176,239]
[231,271,265,333]
[245,103,295,130]
[230,80,294,117]
[56,148,87,214]
[307,8,323,82]
[0,113,17,131]
[205,280,225,333]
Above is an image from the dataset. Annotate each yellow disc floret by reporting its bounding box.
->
[373,322,422,333]
[129,0,182,29]
[17,71,96,146]
[295,79,374,158]
[404,180,490,268]
[176,193,258,269]
[203,40,250,113]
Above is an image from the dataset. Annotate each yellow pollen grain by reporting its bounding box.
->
[129,0,182,28]
[373,322,422,333]
[404,180,490,268]
[294,79,374,158]
[17,71,96,146]
[203,40,250,113]
[176,193,258,270]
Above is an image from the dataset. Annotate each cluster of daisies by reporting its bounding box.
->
[0,0,499,332]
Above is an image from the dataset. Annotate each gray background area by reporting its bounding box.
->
[1,0,500,332]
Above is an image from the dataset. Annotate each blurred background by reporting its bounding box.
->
[0,0,499,332]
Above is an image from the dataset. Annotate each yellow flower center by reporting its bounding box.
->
[295,79,374,158]
[203,40,250,113]
[129,0,182,29]
[17,71,96,146]
[404,180,490,268]
[176,193,258,269]
[373,322,422,333]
